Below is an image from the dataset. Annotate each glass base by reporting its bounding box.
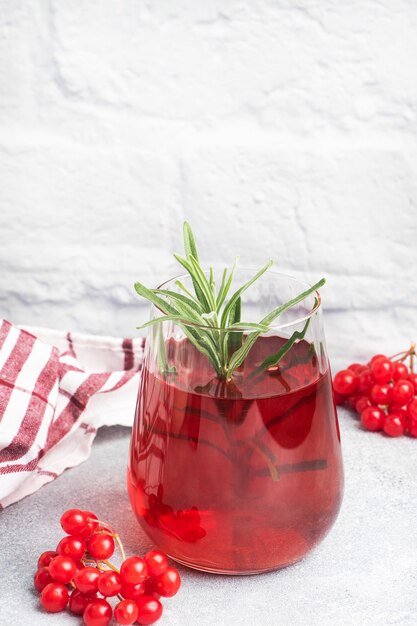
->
[165,552,304,576]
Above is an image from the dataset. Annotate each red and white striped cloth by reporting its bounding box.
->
[0,319,144,509]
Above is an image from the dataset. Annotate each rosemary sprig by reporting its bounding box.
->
[135,222,325,381]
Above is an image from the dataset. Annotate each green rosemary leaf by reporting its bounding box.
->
[226,280,324,377]
[139,296,211,330]
[216,268,228,310]
[188,255,217,311]
[173,253,192,274]
[254,316,311,374]
[209,265,217,300]
[182,326,223,374]
[140,315,222,373]
[183,319,222,371]
[259,278,325,326]
[229,295,241,324]
[216,258,238,312]
[134,282,178,316]
[183,221,199,261]
[153,323,176,375]
[226,296,243,356]
[221,260,273,328]
[137,314,195,329]
[154,289,204,315]
[200,310,223,368]
[181,224,216,311]
[201,311,218,326]
[226,331,260,378]
[227,321,269,332]
[173,254,211,311]
[175,280,201,305]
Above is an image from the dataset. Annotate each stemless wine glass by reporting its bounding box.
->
[128,269,343,574]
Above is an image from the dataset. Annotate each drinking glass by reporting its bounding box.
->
[128,270,343,574]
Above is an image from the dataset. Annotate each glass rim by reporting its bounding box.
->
[153,268,322,332]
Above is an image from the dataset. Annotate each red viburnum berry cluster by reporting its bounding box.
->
[34,508,181,625]
[333,344,417,438]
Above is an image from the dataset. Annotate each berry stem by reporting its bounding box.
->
[102,559,120,573]
[410,342,416,373]
[390,344,416,364]
[82,555,98,565]
[93,519,116,534]
[94,560,107,572]
[390,349,410,362]
[91,518,126,562]
[113,533,126,563]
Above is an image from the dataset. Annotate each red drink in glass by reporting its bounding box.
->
[128,335,343,574]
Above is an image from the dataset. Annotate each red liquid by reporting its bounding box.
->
[128,336,343,573]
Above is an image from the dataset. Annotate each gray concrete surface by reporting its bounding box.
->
[1,411,416,626]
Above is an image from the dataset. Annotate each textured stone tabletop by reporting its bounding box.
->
[2,413,416,626]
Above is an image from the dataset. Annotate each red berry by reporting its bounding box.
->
[120,556,148,585]
[408,398,417,421]
[40,582,69,613]
[391,379,414,405]
[390,404,408,423]
[83,598,112,626]
[69,589,97,615]
[347,394,361,411]
[333,369,359,396]
[392,361,409,381]
[98,570,123,597]
[144,551,169,578]
[347,363,367,375]
[78,511,100,540]
[74,567,100,594]
[48,555,77,584]
[391,402,409,415]
[57,535,86,561]
[358,369,373,394]
[361,406,385,432]
[383,414,405,437]
[355,396,372,414]
[114,599,139,625]
[370,358,393,383]
[370,384,392,405]
[142,577,160,599]
[408,416,417,438]
[87,533,115,560]
[369,354,387,366]
[37,550,57,569]
[34,567,53,592]
[333,391,346,406]
[136,596,163,625]
[154,566,181,597]
[120,582,145,600]
[61,509,88,536]
[408,373,417,390]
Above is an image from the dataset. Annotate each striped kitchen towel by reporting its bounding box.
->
[0,319,144,509]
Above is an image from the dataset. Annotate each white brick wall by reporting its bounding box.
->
[1,0,417,365]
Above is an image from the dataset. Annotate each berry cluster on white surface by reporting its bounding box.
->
[333,345,417,438]
[34,509,181,625]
